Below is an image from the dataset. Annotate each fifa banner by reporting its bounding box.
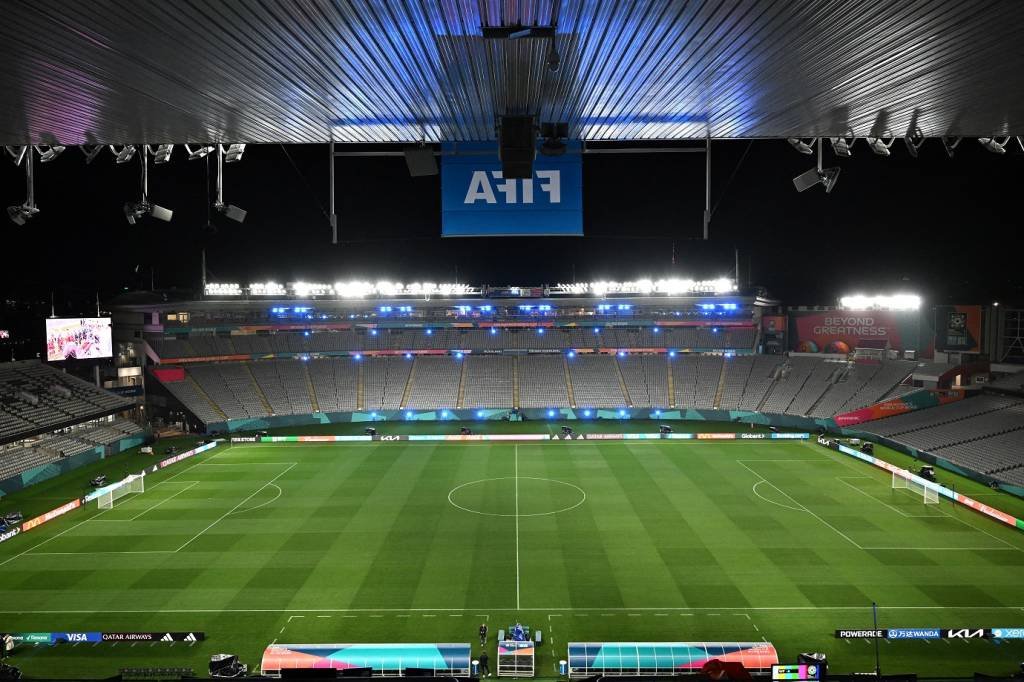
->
[833,389,963,427]
[441,141,583,237]
[832,442,1024,532]
[6,632,204,645]
[789,310,922,354]
[933,304,983,353]
[264,433,810,443]
[836,628,1024,640]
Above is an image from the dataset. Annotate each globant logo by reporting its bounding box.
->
[0,527,20,544]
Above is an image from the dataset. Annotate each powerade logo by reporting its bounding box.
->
[836,630,885,638]
[887,628,941,639]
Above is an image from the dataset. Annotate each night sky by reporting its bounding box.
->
[1,138,1021,315]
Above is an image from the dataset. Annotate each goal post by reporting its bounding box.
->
[892,469,939,504]
[97,473,145,510]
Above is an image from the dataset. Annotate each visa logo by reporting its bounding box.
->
[64,633,89,642]
[464,171,561,205]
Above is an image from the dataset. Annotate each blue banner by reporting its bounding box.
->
[441,142,582,237]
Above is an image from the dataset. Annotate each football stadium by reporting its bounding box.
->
[2,2,1024,681]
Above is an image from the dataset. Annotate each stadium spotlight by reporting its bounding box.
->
[941,136,961,158]
[34,144,65,162]
[4,145,27,166]
[213,143,247,223]
[540,122,569,156]
[150,144,174,164]
[79,144,104,164]
[866,137,894,156]
[7,146,38,225]
[185,144,214,160]
[786,138,815,155]
[792,137,840,193]
[124,145,172,224]
[978,136,1012,154]
[110,144,137,164]
[902,112,925,158]
[222,143,246,162]
[828,136,854,158]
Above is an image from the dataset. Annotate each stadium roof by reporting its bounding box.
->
[1,0,1022,145]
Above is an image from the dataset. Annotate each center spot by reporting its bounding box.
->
[448,477,586,517]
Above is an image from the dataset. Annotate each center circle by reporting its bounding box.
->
[447,477,586,517]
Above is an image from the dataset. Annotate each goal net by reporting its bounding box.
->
[892,470,939,504]
[97,474,145,509]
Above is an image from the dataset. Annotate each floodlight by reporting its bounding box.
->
[7,145,37,224]
[110,144,137,163]
[978,137,1011,154]
[150,144,174,164]
[124,146,172,223]
[223,143,246,162]
[34,145,65,162]
[940,136,961,158]
[4,145,27,166]
[792,166,840,193]
[80,144,104,163]
[213,143,247,222]
[185,144,214,160]
[866,138,894,156]
[828,137,854,158]
[786,138,815,155]
[6,204,38,225]
[903,112,924,158]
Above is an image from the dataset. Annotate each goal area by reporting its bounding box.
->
[892,469,939,504]
[97,474,145,509]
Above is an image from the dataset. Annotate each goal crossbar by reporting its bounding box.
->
[892,469,939,504]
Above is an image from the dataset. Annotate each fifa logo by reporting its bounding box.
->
[463,170,561,204]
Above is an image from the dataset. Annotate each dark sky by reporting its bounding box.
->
[1,139,1022,315]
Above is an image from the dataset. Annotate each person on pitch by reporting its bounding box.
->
[478,650,490,677]
[478,622,488,645]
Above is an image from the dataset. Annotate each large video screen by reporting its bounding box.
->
[45,318,113,361]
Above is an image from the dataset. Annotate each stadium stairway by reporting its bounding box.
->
[356,361,365,410]
[512,357,521,408]
[713,361,728,409]
[303,363,320,413]
[666,356,676,407]
[244,364,274,415]
[563,355,577,408]
[188,375,227,421]
[456,359,467,408]
[614,359,633,407]
[399,358,417,408]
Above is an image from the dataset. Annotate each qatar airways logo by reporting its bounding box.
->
[464,170,561,205]
[812,316,888,337]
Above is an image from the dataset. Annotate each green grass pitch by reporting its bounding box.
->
[2,433,1024,678]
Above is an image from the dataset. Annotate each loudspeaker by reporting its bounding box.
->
[499,115,535,179]
[403,147,438,177]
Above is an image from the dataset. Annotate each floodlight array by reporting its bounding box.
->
[553,278,737,296]
[839,294,921,311]
[206,281,478,298]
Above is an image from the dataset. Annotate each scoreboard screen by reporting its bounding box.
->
[772,664,823,680]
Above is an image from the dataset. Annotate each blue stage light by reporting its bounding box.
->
[669,350,677,357]
[425,329,433,335]
[405,411,413,419]
[567,350,576,358]
[583,409,592,417]
[537,328,545,334]
[490,328,497,335]
[476,410,485,418]
[404,353,412,359]
[353,353,362,360]
[547,409,555,418]
[455,352,464,359]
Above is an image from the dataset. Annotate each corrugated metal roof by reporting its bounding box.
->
[0,0,1021,145]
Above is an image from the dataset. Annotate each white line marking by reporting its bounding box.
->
[176,463,296,553]
[128,481,200,521]
[836,477,935,518]
[738,460,863,549]
[228,484,282,516]
[4,604,1024,615]
[515,443,520,611]
[751,480,804,512]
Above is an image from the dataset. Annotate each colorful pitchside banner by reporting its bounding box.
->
[441,141,583,237]
[833,389,963,427]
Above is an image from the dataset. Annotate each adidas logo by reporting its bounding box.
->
[184,633,197,642]
[161,633,173,642]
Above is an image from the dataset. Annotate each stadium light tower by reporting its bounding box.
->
[6,145,39,225]
[214,143,247,223]
[123,145,173,224]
